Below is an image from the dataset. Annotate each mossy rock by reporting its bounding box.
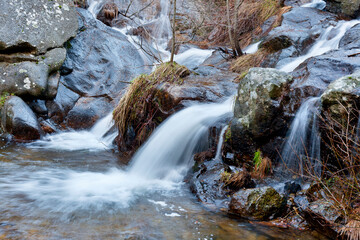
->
[321,71,360,124]
[229,186,286,220]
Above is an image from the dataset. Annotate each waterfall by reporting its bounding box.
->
[281,97,321,176]
[279,20,360,72]
[302,0,326,10]
[215,125,228,160]
[129,98,233,180]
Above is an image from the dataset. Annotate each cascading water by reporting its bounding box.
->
[129,99,233,180]
[281,97,321,176]
[28,112,117,151]
[279,19,360,72]
[5,98,233,213]
[215,125,228,160]
[302,0,326,10]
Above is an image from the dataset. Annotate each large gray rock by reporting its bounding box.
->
[233,68,293,137]
[229,187,286,220]
[0,0,78,54]
[60,8,149,100]
[226,68,293,157]
[283,49,360,113]
[339,23,360,50]
[0,48,66,98]
[1,96,43,140]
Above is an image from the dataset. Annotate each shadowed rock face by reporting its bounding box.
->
[1,96,43,140]
[325,0,360,18]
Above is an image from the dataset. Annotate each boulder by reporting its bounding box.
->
[339,23,360,50]
[66,97,114,130]
[285,49,360,113]
[325,0,360,18]
[1,96,43,140]
[229,187,286,220]
[0,0,77,54]
[0,48,66,99]
[228,68,293,154]
[60,8,149,100]
[321,71,360,123]
[300,199,342,239]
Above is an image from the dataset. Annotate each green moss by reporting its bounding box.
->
[253,150,262,168]
[0,92,13,109]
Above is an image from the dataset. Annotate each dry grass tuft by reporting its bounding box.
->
[340,219,360,240]
[221,170,253,191]
[113,62,190,150]
[252,150,272,179]
[230,48,269,74]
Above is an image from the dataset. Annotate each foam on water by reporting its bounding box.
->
[174,48,214,69]
[28,113,116,151]
[302,0,326,10]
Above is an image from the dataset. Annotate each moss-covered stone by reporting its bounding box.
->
[321,71,360,124]
[229,186,286,220]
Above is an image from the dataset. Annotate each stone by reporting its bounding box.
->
[46,82,80,124]
[325,0,360,18]
[301,199,342,239]
[0,48,66,99]
[60,8,149,100]
[232,67,293,140]
[1,96,43,140]
[66,97,113,129]
[321,71,360,122]
[229,187,286,220]
[339,23,360,50]
[0,0,78,54]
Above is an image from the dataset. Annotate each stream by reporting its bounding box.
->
[0,0,349,238]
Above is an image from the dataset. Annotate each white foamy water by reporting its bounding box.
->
[129,98,234,180]
[244,42,261,54]
[215,125,228,160]
[9,98,233,211]
[174,48,214,69]
[302,0,326,10]
[281,97,321,176]
[280,20,360,72]
[28,113,117,151]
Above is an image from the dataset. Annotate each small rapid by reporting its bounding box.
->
[28,112,117,151]
[279,19,360,72]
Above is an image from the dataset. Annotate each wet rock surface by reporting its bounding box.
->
[229,187,286,221]
[66,97,114,130]
[0,48,66,99]
[60,8,148,100]
[1,96,43,140]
